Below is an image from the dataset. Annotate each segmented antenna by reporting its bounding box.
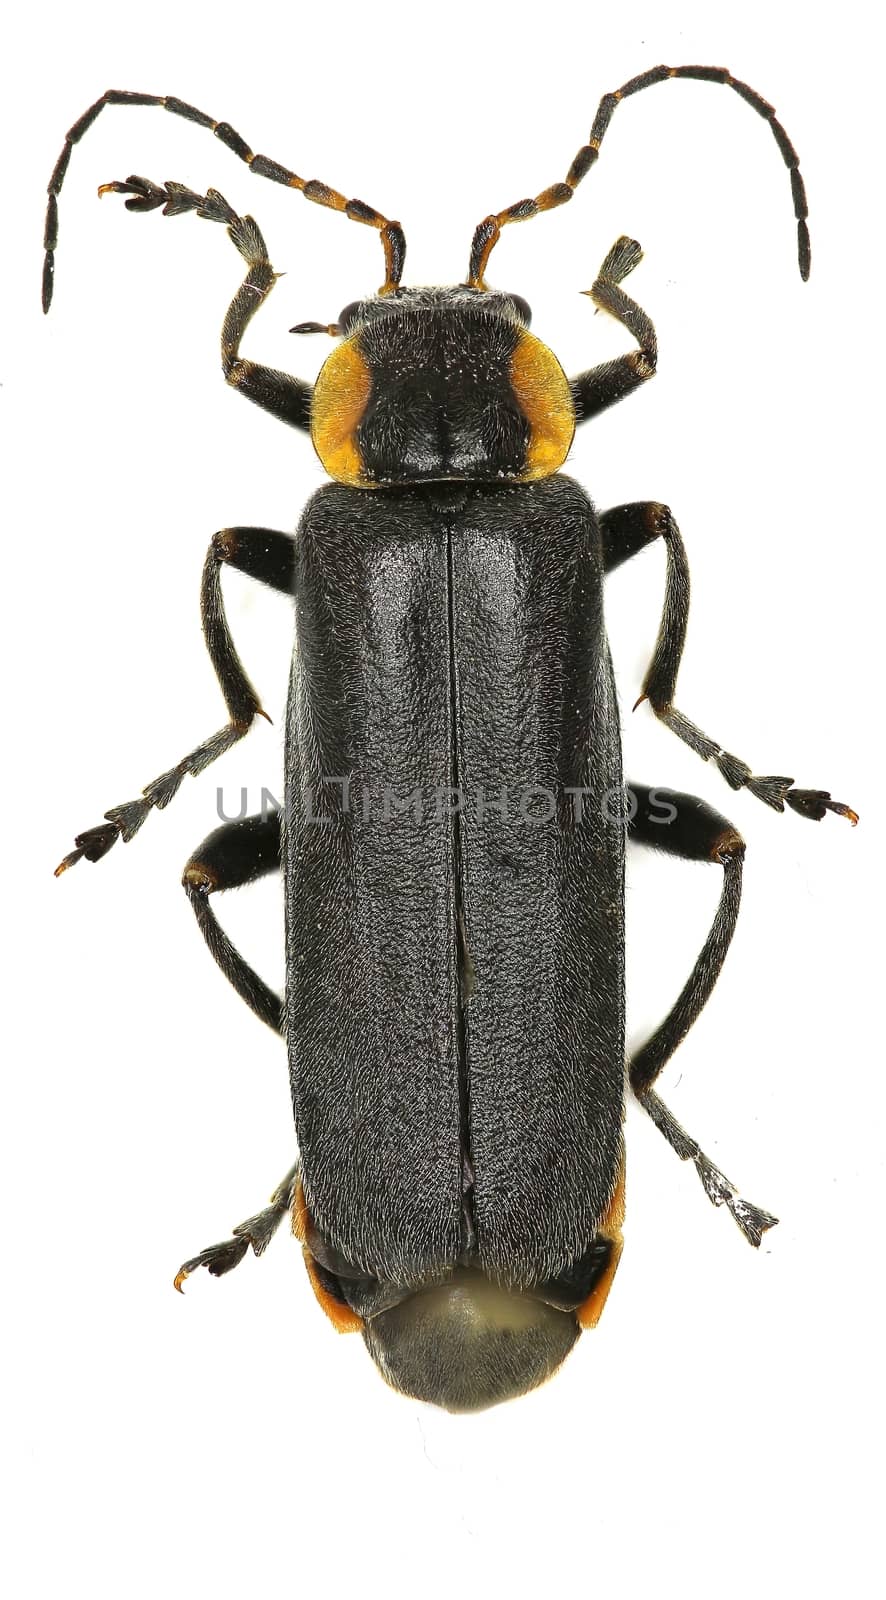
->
[467,65,810,288]
[42,90,405,310]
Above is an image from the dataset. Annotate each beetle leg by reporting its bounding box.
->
[54,528,295,875]
[97,178,313,430]
[571,234,658,423]
[626,783,777,1247]
[174,1161,298,1292]
[604,503,858,825]
[182,813,283,1034]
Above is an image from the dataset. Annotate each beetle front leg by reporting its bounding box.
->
[174,1160,298,1292]
[55,527,296,874]
[627,784,777,1246]
[604,502,858,824]
[570,235,657,422]
[98,177,313,429]
[182,812,283,1033]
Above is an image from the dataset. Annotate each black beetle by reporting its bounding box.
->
[46,67,856,1412]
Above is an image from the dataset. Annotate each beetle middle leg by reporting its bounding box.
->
[577,243,853,824]
[55,528,296,874]
[605,503,857,824]
[627,783,777,1246]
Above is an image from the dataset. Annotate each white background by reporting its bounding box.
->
[3,3,881,1596]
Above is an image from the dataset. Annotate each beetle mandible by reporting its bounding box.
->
[45,66,857,1412]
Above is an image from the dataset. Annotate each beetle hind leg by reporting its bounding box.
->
[183,812,283,1033]
[174,1162,298,1292]
[627,783,777,1245]
[637,1088,777,1247]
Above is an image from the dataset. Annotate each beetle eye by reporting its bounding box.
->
[338,300,364,334]
[511,295,532,327]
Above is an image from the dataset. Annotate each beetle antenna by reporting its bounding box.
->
[466,65,810,289]
[42,90,406,312]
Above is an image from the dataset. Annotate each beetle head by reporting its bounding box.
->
[309,286,574,488]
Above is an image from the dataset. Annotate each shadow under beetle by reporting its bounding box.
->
[47,66,857,1412]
